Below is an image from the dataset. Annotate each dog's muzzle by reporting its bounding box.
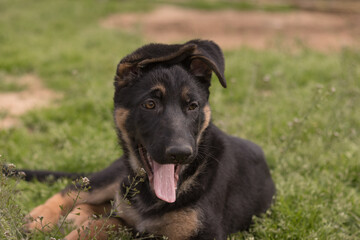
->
[138,145,182,203]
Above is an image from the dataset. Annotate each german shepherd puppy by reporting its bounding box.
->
[23,39,275,240]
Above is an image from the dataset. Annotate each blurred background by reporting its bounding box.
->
[101,0,360,52]
[0,0,359,239]
[1,0,359,129]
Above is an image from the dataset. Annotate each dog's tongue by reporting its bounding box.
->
[152,161,176,203]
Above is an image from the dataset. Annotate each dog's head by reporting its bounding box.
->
[113,40,226,203]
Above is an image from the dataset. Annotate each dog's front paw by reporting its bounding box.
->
[24,203,62,232]
[23,193,70,232]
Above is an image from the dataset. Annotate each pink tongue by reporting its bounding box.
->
[152,161,176,203]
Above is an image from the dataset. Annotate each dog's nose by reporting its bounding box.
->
[165,145,193,163]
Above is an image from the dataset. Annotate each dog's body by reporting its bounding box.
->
[24,40,275,240]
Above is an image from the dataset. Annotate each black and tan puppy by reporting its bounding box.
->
[24,40,275,240]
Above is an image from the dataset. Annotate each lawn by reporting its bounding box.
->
[0,0,359,239]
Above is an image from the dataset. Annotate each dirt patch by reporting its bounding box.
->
[101,5,360,51]
[0,74,62,129]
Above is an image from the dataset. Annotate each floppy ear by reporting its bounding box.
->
[114,62,139,88]
[187,40,227,88]
[114,40,226,88]
[114,44,197,88]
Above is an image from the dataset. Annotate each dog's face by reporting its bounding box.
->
[113,40,226,203]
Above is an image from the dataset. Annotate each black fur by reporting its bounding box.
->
[20,39,275,240]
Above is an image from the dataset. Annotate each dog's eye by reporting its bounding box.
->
[142,100,156,109]
[188,102,198,111]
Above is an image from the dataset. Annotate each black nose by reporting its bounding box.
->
[165,145,193,163]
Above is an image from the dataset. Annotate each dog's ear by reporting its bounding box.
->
[114,44,197,88]
[187,40,227,88]
[114,40,226,88]
[114,62,138,88]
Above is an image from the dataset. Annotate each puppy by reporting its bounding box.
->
[24,39,275,240]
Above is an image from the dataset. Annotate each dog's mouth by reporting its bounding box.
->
[138,145,181,203]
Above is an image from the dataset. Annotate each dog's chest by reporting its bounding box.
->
[114,191,201,240]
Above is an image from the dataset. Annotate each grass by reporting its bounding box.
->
[0,0,359,239]
[167,0,295,12]
[0,75,26,92]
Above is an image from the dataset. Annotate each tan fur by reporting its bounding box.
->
[65,217,122,240]
[157,208,201,240]
[25,193,73,231]
[116,63,135,87]
[151,83,166,95]
[66,203,112,228]
[139,208,201,240]
[25,181,118,232]
[115,108,141,171]
[181,85,190,102]
[114,193,200,240]
[197,104,211,144]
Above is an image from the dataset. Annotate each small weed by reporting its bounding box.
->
[0,156,26,240]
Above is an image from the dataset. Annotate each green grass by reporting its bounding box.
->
[0,78,26,92]
[0,0,359,239]
[166,0,294,12]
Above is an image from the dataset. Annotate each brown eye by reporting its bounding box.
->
[142,100,156,109]
[188,102,198,111]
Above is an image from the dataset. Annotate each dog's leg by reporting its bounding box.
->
[64,202,124,240]
[64,217,123,240]
[24,192,74,232]
[25,186,118,233]
[66,203,112,229]
[25,159,124,233]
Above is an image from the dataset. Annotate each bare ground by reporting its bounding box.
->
[100,5,360,51]
[0,74,62,129]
